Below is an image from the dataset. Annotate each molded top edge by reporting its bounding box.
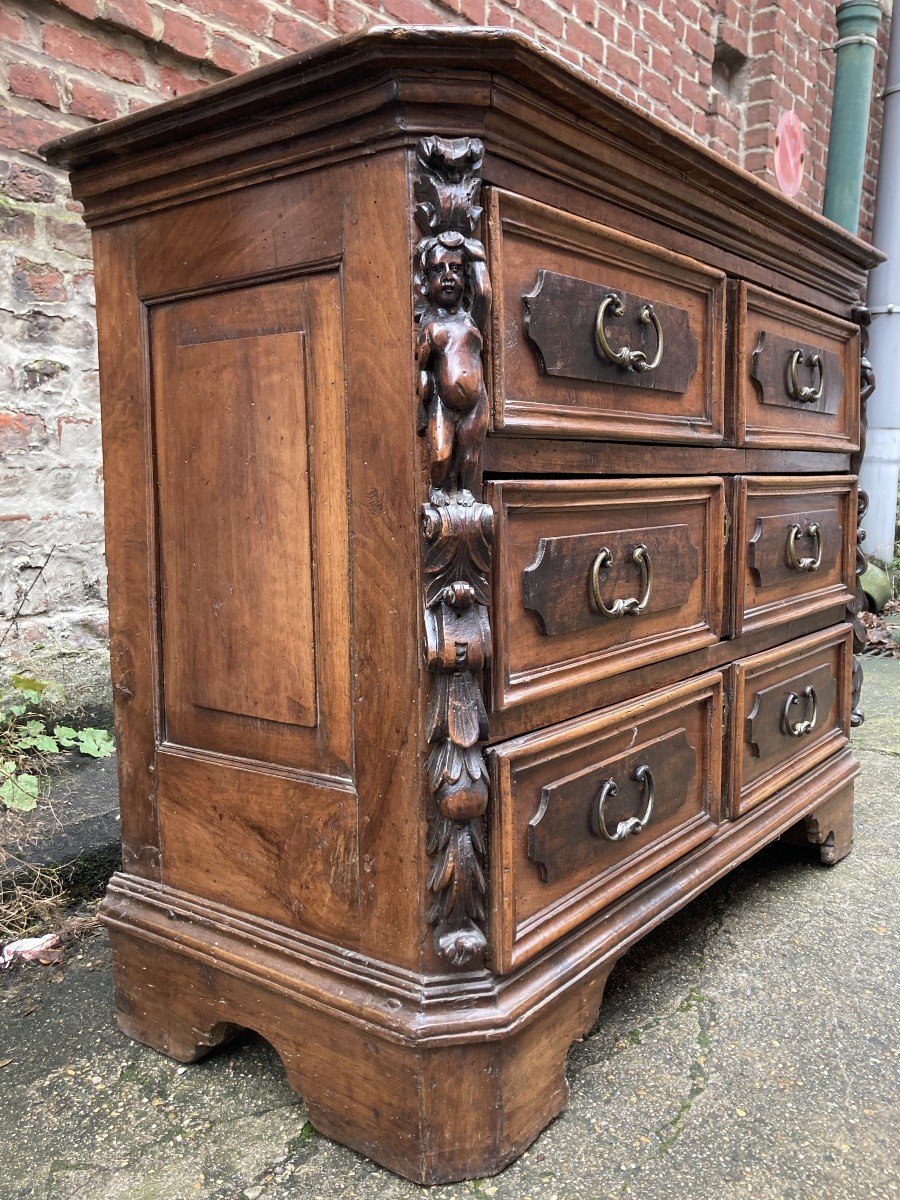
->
[39,24,881,268]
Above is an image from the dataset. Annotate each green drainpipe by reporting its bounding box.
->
[823,0,883,233]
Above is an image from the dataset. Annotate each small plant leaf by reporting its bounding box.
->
[22,720,45,736]
[0,773,39,811]
[11,675,47,695]
[18,734,60,754]
[74,728,115,759]
[53,725,78,747]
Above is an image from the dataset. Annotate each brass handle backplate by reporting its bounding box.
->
[782,685,818,738]
[786,521,823,572]
[787,349,824,403]
[596,294,664,373]
[590,544,652,618]
[591,765,655,842]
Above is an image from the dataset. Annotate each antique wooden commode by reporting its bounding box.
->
[44,27,880,1184]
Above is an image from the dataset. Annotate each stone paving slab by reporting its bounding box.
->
[1,664,898,1200]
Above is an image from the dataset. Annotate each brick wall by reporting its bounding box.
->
[0,0,891,671]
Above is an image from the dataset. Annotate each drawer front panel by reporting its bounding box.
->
[731,625,852,817]
[733,282,860,451]
[733,475,856,635]
[490,673,723,972]
[489,478,725,711]
[488,190,726,443]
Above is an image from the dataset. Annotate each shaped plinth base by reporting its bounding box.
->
[99,756,858,1184]
[102,875,612,1185]
[782,783,854,866]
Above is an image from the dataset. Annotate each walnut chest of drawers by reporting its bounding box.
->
[43,27,881,1185]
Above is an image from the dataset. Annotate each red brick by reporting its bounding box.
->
[46,216,92,257]
[641,8,671,47]
[286,0,330,24]
[565,20,607,63]
[676,74,707,108]
[605,43,640,87]
[209,32,254,73]
[752,29,786,57]
[12,260,68,304]
[744,148,770,174]
[650,44,674,79]
[42,24,145,84]
[0,108,68,152]
[333,0,371,34]
[667,93,693,128]
[0,206,35,242]
[68,79,120,121]
[193,0,270,35]
[271,15,322,52]
[104,0,156,39]
[6,164,57,202]
[382,0,443,24]
[684,22,714,59]
[54,0,98,16]
[643,69,673,107]
[0,10,24,40]
[458,0,488,22]
[162,11,207,60]
[157,66,207,97]
[516,0,565,39]
[486,4,514,28]
[7,64,62,110]
[633,33,651,65]
[555,43,580,67]
[0,413,46,453]
[747,76,777,105]
[744,125,774,151]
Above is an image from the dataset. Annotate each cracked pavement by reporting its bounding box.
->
[1,658,898,1199]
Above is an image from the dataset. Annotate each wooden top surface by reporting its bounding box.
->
[38,24,882,274]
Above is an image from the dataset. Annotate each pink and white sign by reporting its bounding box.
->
[774,110,806,197]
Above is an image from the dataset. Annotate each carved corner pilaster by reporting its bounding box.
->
[849,305,874,728]
[414,136,493,968]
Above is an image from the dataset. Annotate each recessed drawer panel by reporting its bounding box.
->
[489,673,723,972]
[730,625,852,818]
[488,190,726,444]
[488,478,725,711]
[732,282,860,451]
[733,475,857,636]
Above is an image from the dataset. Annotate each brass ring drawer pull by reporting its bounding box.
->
[595,294,664,373]
[786,521,823,572]
[782,685,818,738]
[590,544,652,618]
[591,765,655,842]
[787,349,824,403]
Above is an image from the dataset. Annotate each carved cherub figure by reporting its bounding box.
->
[416,230,492,502]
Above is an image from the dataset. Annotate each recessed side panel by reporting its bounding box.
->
[151,273,352,775]
[160,325,316,729]
[156,748,359,943]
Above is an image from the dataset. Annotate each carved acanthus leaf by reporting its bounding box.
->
[415,135,492,968]
[849,304,873,728]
